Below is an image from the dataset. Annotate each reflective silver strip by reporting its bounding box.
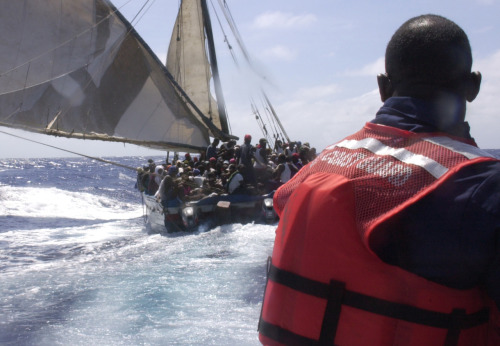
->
[335,138,448,179]
[423,137,495,160]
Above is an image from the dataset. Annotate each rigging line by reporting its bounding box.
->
[251,105,266,140]
[251,100,272,143]
[0,129,139,172]
[201,0,232,137]
[215,0,285,142]
[216,0,251,64]
[265,105,281,142]
[217,0,272,86]
[252,101,271,143]
[217,0,287,143]
[208,0,236,135]
[209,0,242,136]
[257,91,286,146]
[129,0,155,26]
[262,90,290,142]
[263,100,283,149]
[209,0,233,53]
[260,96,279,141]
[258,109,273,141]
[209,1,240,70]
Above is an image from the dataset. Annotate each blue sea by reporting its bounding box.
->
[0,156,276,345]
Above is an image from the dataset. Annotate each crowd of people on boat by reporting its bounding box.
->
[136,134,316,207]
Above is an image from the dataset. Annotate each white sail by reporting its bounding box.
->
[167,0,227,136]
[0,0,228,151]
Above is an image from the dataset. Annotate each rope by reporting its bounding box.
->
[129,0,155,26]
[0,129,139,172]
[214,0,289,144]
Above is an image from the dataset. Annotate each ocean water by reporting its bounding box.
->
[0,156,276,345]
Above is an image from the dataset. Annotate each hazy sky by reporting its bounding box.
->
[1,0,499,159]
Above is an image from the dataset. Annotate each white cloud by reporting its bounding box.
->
[475,50,500,77]
[157,53,167,65]
[474,0,495,5]
[274,88,382,150]
[253,11,317,29]
[293,84,340,101]
[345,57,385,76]
[473,25,494,34]
[271,51,500,151]
[261,45,297,61]
[467,49,500,148]
[229,51,500,153]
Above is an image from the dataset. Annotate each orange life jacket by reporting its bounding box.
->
[259,124,500,346]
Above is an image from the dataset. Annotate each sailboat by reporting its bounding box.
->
[0,0,281,231]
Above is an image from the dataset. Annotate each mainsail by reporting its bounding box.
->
[167,0,230,136]
[0,0,230,152]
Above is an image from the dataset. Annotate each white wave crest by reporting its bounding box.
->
[0,185,141,220]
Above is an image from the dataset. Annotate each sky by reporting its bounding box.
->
[1,0,499,159]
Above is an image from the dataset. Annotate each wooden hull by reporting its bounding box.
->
[141,192,277,233]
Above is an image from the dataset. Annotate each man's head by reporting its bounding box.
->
[259,138,267,148]
[277,153,286,164]
[378,14,481,103]
[168,165,178,177]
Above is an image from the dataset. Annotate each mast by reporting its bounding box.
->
[200,0,230,136]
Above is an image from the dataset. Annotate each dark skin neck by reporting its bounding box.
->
[376,72,482,131]
[398,86,468,122]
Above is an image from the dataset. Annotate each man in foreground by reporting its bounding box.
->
[259,14,500,345]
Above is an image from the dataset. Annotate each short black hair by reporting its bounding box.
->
[386,14,472,89]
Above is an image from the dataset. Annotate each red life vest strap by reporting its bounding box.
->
[259,263,490,346]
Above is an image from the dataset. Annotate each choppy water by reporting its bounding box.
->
[0,157,276,345]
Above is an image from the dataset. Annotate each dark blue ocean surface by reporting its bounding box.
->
[0,156,275,345]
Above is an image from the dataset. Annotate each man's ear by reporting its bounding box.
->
[465,71,481,102]
[377,73,394,102]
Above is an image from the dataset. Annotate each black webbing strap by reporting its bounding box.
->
[319,280,345,344]
[445,309,467,346]
[259,257,322,345]
[260,264,490,345]
[259,320,320,346]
